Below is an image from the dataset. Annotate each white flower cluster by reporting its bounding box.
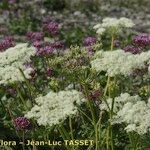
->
[0,43,36,84]
[100,93,150,135]
[100,93,140,112]
[25,90,86,127]
[94,17,135,35]
[91,50,150,77]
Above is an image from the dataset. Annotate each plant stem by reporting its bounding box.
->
[110,35,114,51]
[104,34,115,150]
[78,107,93,125]
[22,131,25,150]
[69,117,75,150]
[106,126,110,150]
[58,126,71,150]
[128,132,137,150]
[69,117,74,140]
[19,68,35,102]
[104,77,111,96]
[15,85,28,110]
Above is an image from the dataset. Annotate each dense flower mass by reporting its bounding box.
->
[0,43,36,84]
[133,33,150,46]
[35,40,65,56]
[14,117,31,130]
[91,50,150,76]
[94,17,134,35]
[26,32,44,42]
[33,40,43,49]
[123,45,142,54]
[50,41,65,49]
[100,93,150,135]
[25,90,86,127]
[83,37,97,46]
[36,45,54,56]
[43,21,59,36]
[0,36,14,52]
[100,93,140,112]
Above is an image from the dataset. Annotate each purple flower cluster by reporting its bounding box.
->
[43,21,59,36]
[26,17,64,57]
[35,41,65,56]
[26,32,44,42]
[83,37,97,55]
[14,117,31,130]
[26,31,49,56]
[50,41,65,49]
[0,36,14,52]
[133,33,150,46]
[123,33,150,55]
[36,46,54,56]
[83,37,97,47]
[123,45,142,54]
[33,40,43,49]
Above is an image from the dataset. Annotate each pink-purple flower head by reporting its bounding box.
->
[0,36,14,52]
[36,46,54,56]
[14,117,31,130]
[26,32,44,42]
[43,21,60,36]
[33,41,43,49]
[50,41,65,50]
[83,37,97,55]
[123,45,142,54]
[133,33,150,47]
[83,37,97,47]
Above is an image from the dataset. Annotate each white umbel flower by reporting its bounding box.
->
[99,93,140,112]
[91,50,150,77]
[25,90,86,127]
[100,93,150,135]
[0,43,36,84]
[93,17,135,35]
[96,28,106,35]
[119,17,135,28]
